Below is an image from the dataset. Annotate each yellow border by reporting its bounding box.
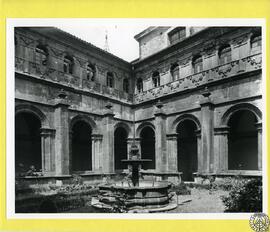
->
[1,0,269,231]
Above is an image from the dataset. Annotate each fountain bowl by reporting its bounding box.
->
[91,180,177,212]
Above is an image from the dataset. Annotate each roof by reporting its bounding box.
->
[23,27,131,66]
[134,27,157,41]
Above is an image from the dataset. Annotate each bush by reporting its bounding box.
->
[170,182,191,195]
[222,178,262,212]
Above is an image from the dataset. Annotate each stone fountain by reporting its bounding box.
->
[91,143,177,213]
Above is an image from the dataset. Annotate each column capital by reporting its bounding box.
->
[40,127,56,136]
[195,129,201,137]
[166,133,178,140]
[91,134,103,141]
[255,122,262,131]
[127,137,141,142]
[214,126,230,135]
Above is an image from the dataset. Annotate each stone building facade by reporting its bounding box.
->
[14,26,262,183]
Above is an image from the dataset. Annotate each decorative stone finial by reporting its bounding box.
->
[201,87,211,98]
[58,89,67,99]
[105,102,113,110]
[156,99,163,109]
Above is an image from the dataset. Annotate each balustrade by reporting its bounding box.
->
[134,53,262,103]
[15,57,132,103]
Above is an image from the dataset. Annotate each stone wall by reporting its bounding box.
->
[14,26,263,181]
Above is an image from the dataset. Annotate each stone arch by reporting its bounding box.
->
[221,103,262,126]
[114,122,132,138]
[139,125,156,169]
[70,114,98,134]
[136,122,155,138]
[15,104,46,174]
[70,114,95,172]
[176,119,198,181]
[15,104,50,128]
[171,114,201,134]
[114,125,129,171]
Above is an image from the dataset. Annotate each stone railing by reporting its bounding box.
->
[15,57,133,103]
[134,53,262,103]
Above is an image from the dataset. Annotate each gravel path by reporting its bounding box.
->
[169,188,229,213]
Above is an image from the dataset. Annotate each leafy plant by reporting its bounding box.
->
[170,182,191,195]
[221,178,262,212]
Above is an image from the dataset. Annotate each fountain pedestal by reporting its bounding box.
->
[121,143,151,187]
[91,143,177,212]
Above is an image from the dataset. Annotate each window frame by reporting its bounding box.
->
[35,45,48,66]
[106,72,114,88]
[168,27,186,45]
[137,78,143,93]
[63,55,74,74]
[123,78,129,93]
[219,45,232,65]
[192,56,203,74]
[86,63,96,81]
[152,71,160,88]
[250,34,262,55]
[170,63,180,81]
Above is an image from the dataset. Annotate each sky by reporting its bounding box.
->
[14,18,260,62]
[59,25,147,62]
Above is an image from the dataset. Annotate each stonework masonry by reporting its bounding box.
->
[15,26,262,183]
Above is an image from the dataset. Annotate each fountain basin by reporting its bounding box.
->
[92,180,177,212]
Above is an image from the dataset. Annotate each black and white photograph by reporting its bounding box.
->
[8,19,266,217]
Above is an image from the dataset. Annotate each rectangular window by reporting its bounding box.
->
[169,27,186,45]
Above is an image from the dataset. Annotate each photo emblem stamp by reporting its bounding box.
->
[249,213,269,232]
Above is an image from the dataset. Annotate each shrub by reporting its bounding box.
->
[222,178,262,212]
[170,182,191,195]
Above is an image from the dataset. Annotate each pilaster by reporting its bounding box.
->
[154,101,167,172]
[166,133,178,172]
[91,134,103,172]
[255,122,262,171]
[214,126,229,173]
[40,127,55,174]
[195,129,202,173]
[102,103,115,173]
[54,92,70,175]
[200,88,214,173]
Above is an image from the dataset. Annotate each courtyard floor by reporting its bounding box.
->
[65,187,229,213]
[169,188,229,213]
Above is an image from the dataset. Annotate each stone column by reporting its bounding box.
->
[54,92,70,175]
[102,103,115,173]
[40,128,55,174]
[255,122,262,171]
[195,129,203,173]
[91,134,103,172]
[213,126,229,173]
[154,101,167,172]
[200,88,214,173]
[166,134,178,172]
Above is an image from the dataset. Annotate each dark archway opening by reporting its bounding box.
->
[140,126,155,169]
[177,120,197,181]
[72,121,92,172]
[15,112,42,174]
[114,127,128,170]
[228,110,258,170]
